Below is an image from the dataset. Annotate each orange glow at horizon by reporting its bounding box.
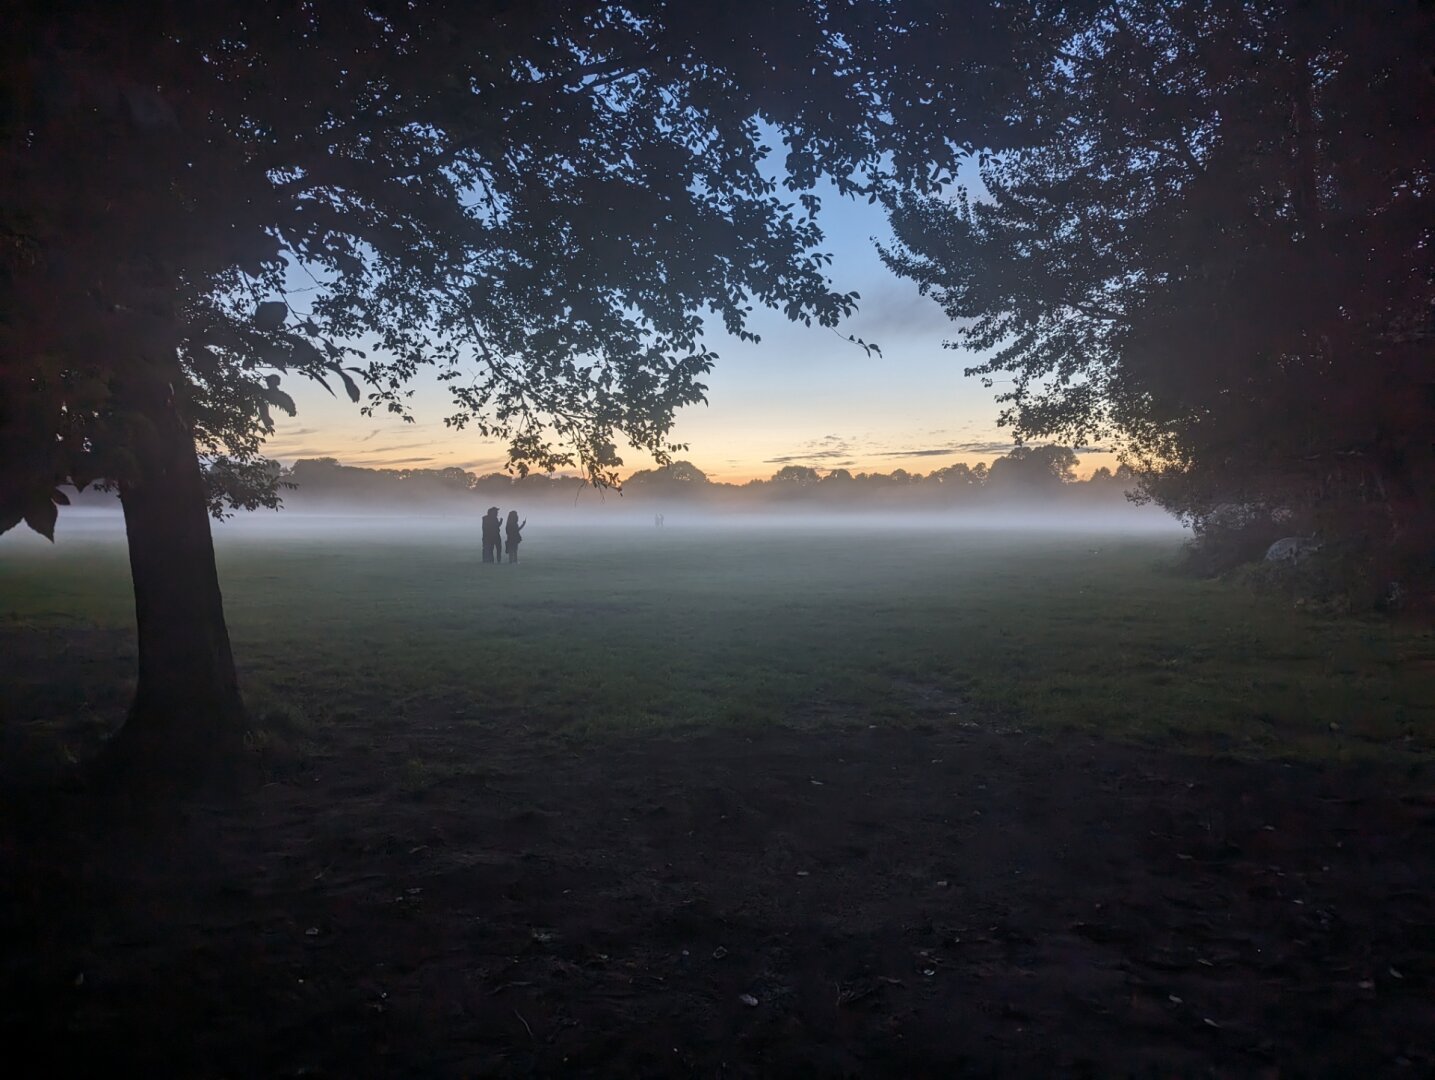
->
[262,399,1122,485]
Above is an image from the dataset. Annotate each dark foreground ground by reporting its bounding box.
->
[5,706,1433,1078]
[5,526,1434,1075]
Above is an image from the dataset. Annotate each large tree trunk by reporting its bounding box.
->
[104,378,246,786]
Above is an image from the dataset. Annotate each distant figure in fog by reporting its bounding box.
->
[481,507,502,564]
[504,510,526,563]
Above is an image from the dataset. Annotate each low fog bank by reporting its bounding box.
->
[3,498,1184,552]
[4,452,1187,551]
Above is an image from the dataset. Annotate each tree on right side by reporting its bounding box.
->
[884,1,1435,600]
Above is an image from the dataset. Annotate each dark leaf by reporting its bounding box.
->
[261,387,297,416]
[288,338,326,366]
[336,367,362,403]
[23,497,57,541]
[203,326,249,353]
[254,301,288,331]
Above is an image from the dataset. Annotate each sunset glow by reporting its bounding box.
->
[262,187,1117,484]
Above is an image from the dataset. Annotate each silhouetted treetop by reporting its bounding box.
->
[884,0,1434,574]
[624,461,711,492]
[986,445,1078,489]
[3,0,1036,777]
[276,446,1129,507]
[3,0,1032,536]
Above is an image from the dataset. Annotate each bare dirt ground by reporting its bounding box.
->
[4,695,1434,1079]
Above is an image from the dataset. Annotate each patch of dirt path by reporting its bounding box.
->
[4,716,1434,1077]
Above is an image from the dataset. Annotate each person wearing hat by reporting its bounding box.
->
[481,506,502,563]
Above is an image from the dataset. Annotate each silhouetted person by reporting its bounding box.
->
[504,510,526,563]
[481,506,502,563]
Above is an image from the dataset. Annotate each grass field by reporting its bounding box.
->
[4,512,1433,766]
[8,512,1435,1075]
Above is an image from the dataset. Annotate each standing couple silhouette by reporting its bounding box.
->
[481,507,525,564]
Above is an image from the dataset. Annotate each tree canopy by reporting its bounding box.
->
[883,0,1435,576]
[1,0,1038,775]
[985,445,1077,489]
[2,0,1034,535]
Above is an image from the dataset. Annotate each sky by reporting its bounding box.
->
[260,182,1116,484]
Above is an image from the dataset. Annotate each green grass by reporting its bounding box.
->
[3,522,1434,763]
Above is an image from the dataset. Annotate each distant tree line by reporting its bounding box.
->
[276,447,1139,508]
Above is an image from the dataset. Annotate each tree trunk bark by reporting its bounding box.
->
[104,376,246,787]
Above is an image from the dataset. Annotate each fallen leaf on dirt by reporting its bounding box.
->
[487,981,532,995]
[837,982,878,1007]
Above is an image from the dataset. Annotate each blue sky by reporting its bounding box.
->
[262,181,1100,482]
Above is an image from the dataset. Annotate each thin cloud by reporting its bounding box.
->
[366,440,439,454]
[764,433,856,465]
[951,439,1021,454]
[763,448,854,464]
[867,439,1012,458]
[455,459,510,473]
[872,446,968,458]
[845,278,955,338]
[346,455,436,466]
[874,440,1108,458]
[266,444,341,460]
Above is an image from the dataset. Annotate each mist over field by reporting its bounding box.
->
[5,490,1184,551]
